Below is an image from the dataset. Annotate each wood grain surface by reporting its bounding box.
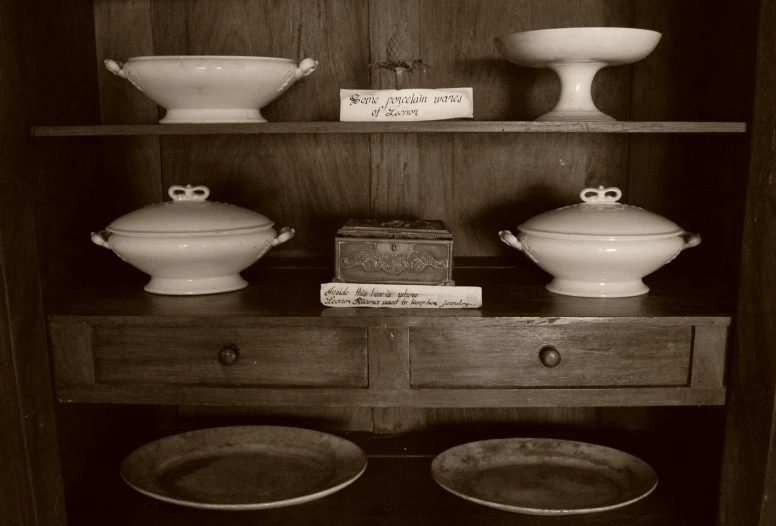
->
[44,263,736,322]
[93,0,165,233]
[48,322,95,388]
[149,0,368,122]
[93,326,368,387]
[690,325,728,388]
[628,0,758,276]
[55,384,726,408]
[157,134,372,259]
[30,121,748,136]
[410,325,691,388]
[175,405,375,433]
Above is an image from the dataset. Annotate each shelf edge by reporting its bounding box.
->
[56,385,727,407]
[30,121,748,136]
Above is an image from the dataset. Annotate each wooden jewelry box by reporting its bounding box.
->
[333,219,454,285]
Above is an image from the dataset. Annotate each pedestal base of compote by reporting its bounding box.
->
[536,61,615,122]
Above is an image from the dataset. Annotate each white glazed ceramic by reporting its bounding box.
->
[432,438,657,515]
[499,186,700,298]
[494,28,661,121]
[105,56,318,123]
[120,425,367,510]
[91,185,294,295]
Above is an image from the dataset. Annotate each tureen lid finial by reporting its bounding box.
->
[580,186,622,204]
[169,184,210,202]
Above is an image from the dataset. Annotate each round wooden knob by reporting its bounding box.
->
[539,346,561,368]
[217,345,240,366]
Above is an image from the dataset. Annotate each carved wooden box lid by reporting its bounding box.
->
[336,219,452,240]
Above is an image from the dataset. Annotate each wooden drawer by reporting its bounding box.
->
[409,325,692,388]
[91,326,368,388]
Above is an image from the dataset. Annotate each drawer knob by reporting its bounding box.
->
[539,346,561,368]
[218,345,240,366]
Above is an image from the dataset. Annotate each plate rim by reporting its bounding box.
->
[430,437,658,516]
[119,424,368,511]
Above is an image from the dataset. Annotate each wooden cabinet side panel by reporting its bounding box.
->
[719,0,776,523]
[0,0,67,523]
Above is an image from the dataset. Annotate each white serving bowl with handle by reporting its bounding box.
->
[91,185,294,295]
[104,56,318,123]
[499,186,700,298]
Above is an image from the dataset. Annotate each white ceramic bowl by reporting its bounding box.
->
[91,185,294,295]
[499,186,700,298]
[494,28,661,121]
[105,56,318,123]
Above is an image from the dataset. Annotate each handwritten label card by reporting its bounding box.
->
[321,283,482,309]
[340,88,473,122]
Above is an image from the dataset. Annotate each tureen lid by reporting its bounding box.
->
[518,186,684,238]
[106,185,274,236]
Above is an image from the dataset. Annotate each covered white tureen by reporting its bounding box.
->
[91,185,294,295]
[499,186,700,298]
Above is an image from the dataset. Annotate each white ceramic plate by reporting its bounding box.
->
[431,438,657,515]
[120,425,367,510]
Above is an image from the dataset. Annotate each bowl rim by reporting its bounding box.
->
[126,55,296,63]
[105,224,275,238]
[495,26,662,42]
[517,228,685,242]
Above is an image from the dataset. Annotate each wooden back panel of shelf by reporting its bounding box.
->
[26,0,757,289]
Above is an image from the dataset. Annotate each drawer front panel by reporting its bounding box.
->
[93,326,368,387]
[410,325,691,388]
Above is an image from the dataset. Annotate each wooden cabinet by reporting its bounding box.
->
[2,0,776,525]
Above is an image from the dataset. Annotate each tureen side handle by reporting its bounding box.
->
[277,58,318,93]
[91,230,112,249]
[499,230,523,251]
[104,59,144,92]
[681,232,702,250]
[104,59,127,78]
[295,58,318,79]
[272,226,295,247]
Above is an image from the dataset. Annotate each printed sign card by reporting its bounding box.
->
[321,283,482,309]
[340,88,473,122]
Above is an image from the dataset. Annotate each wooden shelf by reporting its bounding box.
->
[46,262,735,323]
[64,427,721,526]
[30,121,747,136]
[47,262,732,407]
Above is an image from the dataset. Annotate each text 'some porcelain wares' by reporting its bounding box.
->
[91,185,294,295]
[120,426,367,510]
[432,438,658,515]
[499,186,700,298]
[494,28,661,121]
[104,56,318,123]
